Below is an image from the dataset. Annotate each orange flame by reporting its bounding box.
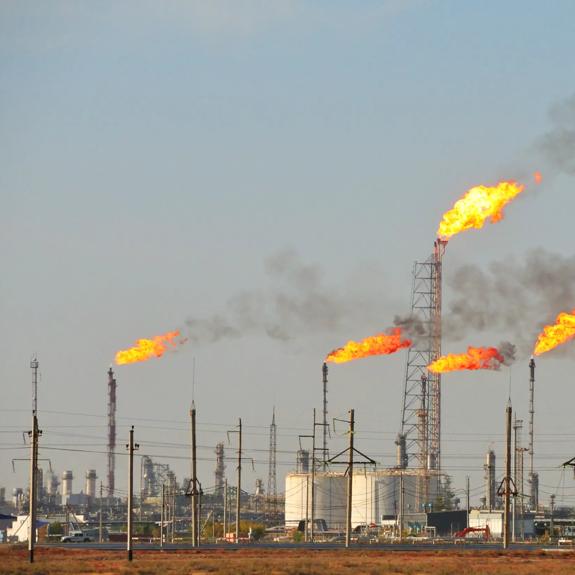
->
[325,328,411,364]
[427,346,505,374]
[533,309,575,356]
[534,171,542,184]
[437,181,525,240]
[115,330,184,365]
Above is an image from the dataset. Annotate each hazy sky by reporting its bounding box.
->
[2,0,575,509]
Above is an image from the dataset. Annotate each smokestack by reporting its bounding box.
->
[395,433,408,469]
[322,362,328,469]
[86,470,97,499]
[215,443,225,498]
[297,449,310,473]
[484,450,496,511]
[528,356,537,509]
[107,367,117,498]
[62,470,73,504]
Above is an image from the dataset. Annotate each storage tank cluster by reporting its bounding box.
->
[285,470,430,529]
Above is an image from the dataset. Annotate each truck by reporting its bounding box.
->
[60,530,94,543]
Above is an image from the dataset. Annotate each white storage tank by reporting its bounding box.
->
[284,472,347,530]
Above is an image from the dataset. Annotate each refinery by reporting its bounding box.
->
[3,180,575,556]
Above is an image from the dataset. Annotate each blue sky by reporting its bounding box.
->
[2,1,575,508]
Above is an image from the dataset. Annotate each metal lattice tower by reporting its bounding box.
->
[400,240,445,504]
[528,357,538,509]
[267,408,277,515]
[107,367,117,498]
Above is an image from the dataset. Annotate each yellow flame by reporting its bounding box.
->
[533,310,575,356]
[438,181,524,240]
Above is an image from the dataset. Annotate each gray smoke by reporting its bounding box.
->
[184,249,368,344]
[393,314,429,341]
[498,341,516,366]
[538,93,575,175]
[444,249,575,355]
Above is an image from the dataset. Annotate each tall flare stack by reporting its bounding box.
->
[322,362,328,469]
[528,357,538,509]
[399,239,445,509]
[107,367,117,498]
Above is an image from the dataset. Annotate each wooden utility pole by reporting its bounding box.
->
[503,404,512,549]
[311,409,317,542]
[399,472,404,541]
[345,409,355,549]
[28,357,41,564]
[28,413,40,563]
[466,475,470,525]
[126,426,139,561]
[99,482,104,543]
[236,418,242,544]
[190,403,198,547]
[223,478,228,540]
[160,484,165,549]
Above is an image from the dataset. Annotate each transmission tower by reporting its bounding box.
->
[107,367,117,498]
[399,239,445,508]
[267,408,277,517]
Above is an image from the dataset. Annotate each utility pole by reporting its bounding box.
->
[228,419,242,543]
[99,482,103,543]
[304,475,309,542]
[311,409,317,542]
[503,403,512,549]
[466,476,470,526]
[126,426,139,561]
[28,357,41,564]
[298,411,317,542]
[550,494,556,539]
[223,478,228,541]
[190,402,198,547]
[236,418,242,544]
[399,472,404,541]
[160,484,165,549]
[345,409,355,549]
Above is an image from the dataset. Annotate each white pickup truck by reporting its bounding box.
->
[61,530,94,543]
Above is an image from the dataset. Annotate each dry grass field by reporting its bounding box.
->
[1,546,575,575]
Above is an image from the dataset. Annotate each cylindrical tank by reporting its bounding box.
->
[284,473,309,529]
[313,473,347,530]
[296,449,310,473]
[284,471,347,530]
[86,469,97,498]
[62,470,73,497]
